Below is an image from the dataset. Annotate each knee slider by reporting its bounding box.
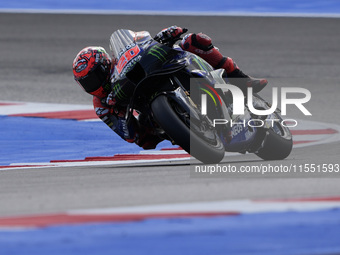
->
[192,33,214,51]
[180,33,214,52]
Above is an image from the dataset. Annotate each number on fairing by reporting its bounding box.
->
[116,45,141,74]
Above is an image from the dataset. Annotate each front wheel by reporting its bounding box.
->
[151,95,225,164]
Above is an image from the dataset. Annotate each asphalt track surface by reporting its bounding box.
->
[0,13,340,217]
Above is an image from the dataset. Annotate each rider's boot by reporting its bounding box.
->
[227,68,268,94]
[179,33,268,93]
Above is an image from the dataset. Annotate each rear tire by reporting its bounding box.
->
[151,95,225,164]
[255,129,293,160]
[250,93,293,160]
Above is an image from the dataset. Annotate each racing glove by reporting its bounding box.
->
[154,25,188,45]
[105,90,127,117]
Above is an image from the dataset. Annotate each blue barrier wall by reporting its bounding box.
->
[1,0,340,14]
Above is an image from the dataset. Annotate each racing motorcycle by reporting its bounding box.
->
[109,29,293,164]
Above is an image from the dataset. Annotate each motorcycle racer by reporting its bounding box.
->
[72,26,268,149]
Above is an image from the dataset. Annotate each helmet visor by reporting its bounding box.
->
[76,66,108,93]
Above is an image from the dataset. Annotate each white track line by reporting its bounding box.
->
[0,101,92,115]
[69,198,340,215]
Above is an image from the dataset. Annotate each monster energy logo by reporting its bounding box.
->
[148,45,167,61]
[192,55,211,72]
[112,83,127,100]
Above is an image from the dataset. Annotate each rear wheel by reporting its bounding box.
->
[255,114,293,160]
[151,95,225,164]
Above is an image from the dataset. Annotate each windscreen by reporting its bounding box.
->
[109,29,136,62]
[110,29,151,77]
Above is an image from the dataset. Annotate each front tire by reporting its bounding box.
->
[151,95,225,164]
